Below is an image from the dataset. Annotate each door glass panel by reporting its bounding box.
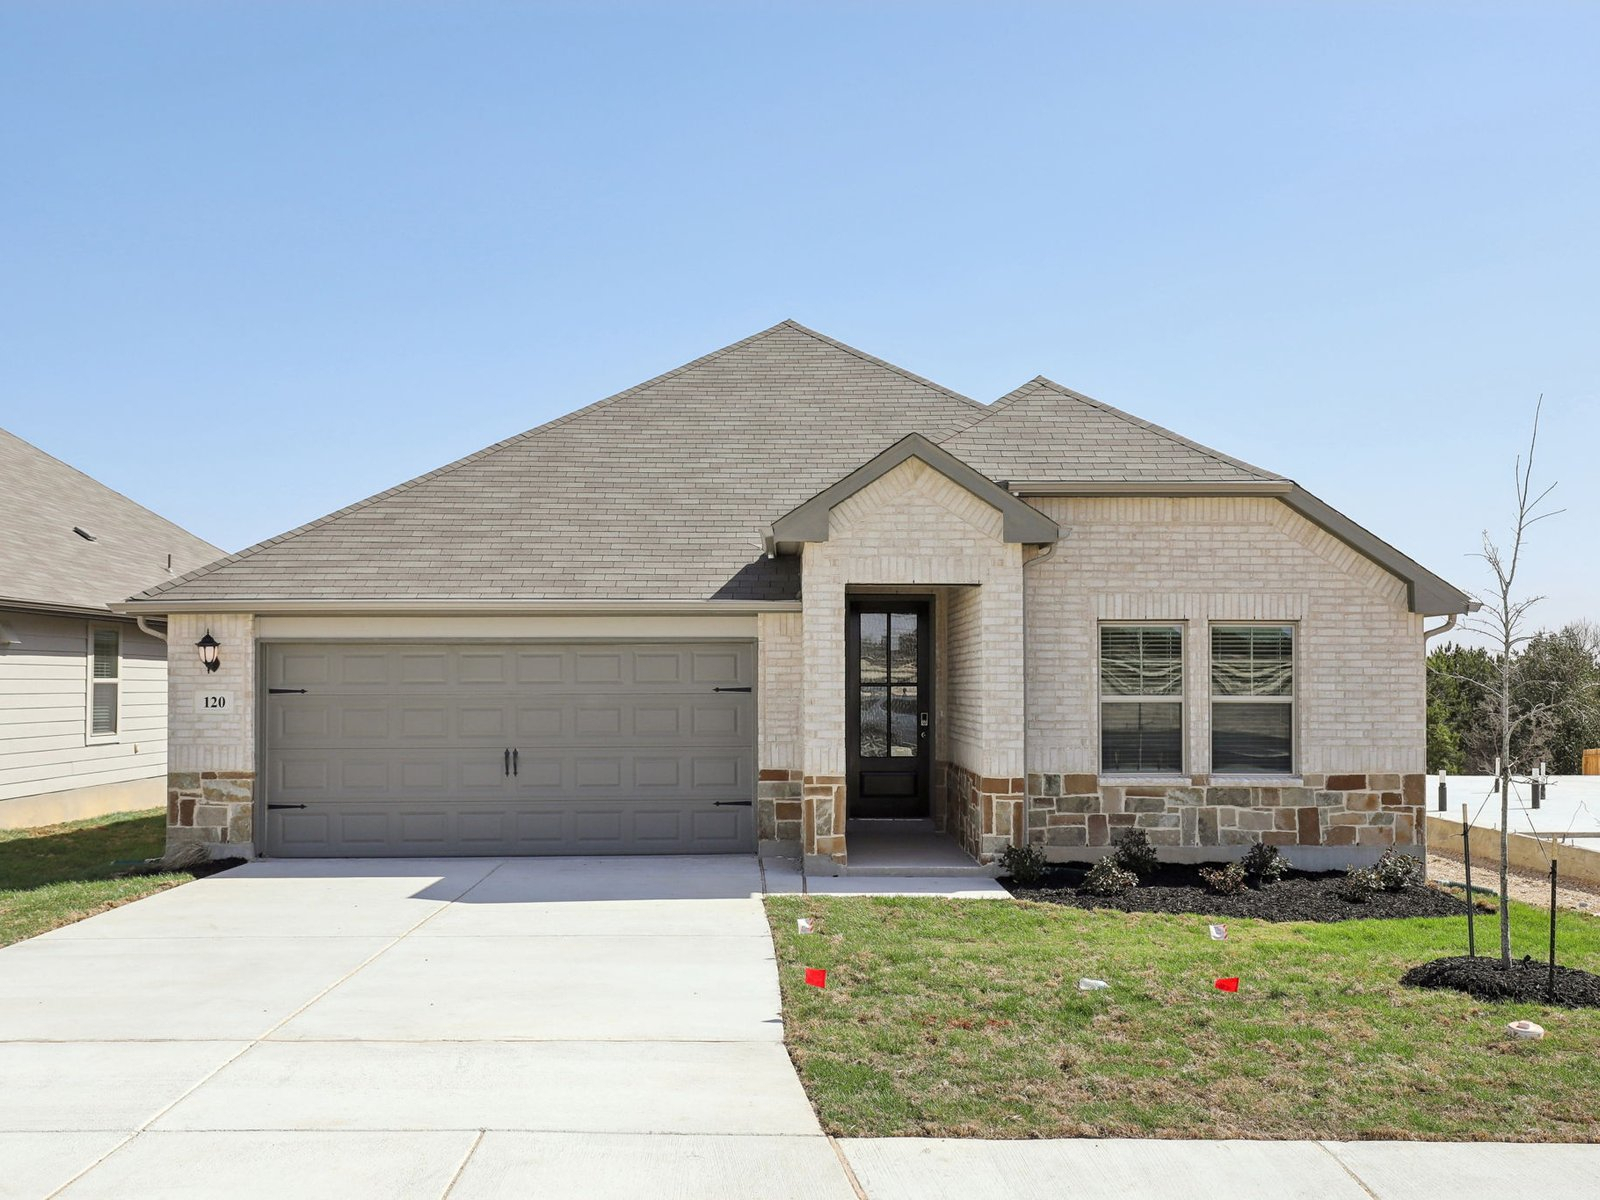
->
[859,687,888,757]
[889,686,917,757]
[859,613,888,684]
[889,611,919,683]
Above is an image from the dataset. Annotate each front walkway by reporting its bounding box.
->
[0,856,1594,1198]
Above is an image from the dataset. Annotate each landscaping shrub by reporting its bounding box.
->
[1110,828,1159,877]
[1336,866,1381,903]
[1080,857,1138,896]
[998,841,1048,887]
[1372,848,1424,892]
[1240,842,1288,886]
[1198,861,1248,895]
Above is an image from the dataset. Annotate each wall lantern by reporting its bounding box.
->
[196,630,222,673]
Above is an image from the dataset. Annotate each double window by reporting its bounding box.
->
[1098,622,1296,776]
[87,626,120,740]
[1210,625,1294,774]
[1099,625,1183,774]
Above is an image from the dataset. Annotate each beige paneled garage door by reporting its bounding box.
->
[261,641,756,856]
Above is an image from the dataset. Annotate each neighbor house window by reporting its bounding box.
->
[87,626,120,739]
[1099,625,1183,774]
[1210,624,1294,774]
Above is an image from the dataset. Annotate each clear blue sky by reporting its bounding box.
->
[3,3,1595,636]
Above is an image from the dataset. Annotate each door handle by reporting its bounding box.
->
[504,748,510,777]
[512,748,519,777]
[267,803,307,811]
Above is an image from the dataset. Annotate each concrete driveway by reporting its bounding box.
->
[0,856,857,1200]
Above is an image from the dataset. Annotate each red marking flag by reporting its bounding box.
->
[1214,977,1239,993]
[805,968,828,989]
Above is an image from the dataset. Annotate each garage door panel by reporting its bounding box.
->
[263,640,756,856]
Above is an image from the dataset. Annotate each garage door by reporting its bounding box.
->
[261,641,756,857]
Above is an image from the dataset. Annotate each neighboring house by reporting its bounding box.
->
[0,428,223,829]
[119,322,1472,870]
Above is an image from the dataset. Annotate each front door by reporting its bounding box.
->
[846,599,932,819]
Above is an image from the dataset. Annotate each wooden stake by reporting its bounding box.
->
[1548,857,1558,1004]
[1462,803,1475,958]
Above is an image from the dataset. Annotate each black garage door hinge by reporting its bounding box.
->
[268,688,308,695]
[267,803,307,811]
[713,800,753,807]
[712,686,752,693]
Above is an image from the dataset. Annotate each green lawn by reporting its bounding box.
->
[765,893,1600,1142]
[0,810,195,946]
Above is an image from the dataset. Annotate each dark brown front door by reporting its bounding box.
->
[846,598,931,819]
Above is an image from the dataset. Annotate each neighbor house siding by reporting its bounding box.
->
[0,611,168,820]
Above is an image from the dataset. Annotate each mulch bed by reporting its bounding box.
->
[1004,863,1473,923]
[1401,955,1600,1009]
[119,857,247,880]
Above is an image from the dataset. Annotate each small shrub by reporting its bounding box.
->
[999,842,1049,887]
[1080,857,1138,896]
[1198,861,1248,895]
[1373,848,1423,892]
[1336,865,1381,903]
[1110,828,1159,877]
[1240,842,1288,886]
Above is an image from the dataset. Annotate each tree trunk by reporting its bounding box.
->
[1499,615,1512,968]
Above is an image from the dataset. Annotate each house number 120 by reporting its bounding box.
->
[194,692,235,714]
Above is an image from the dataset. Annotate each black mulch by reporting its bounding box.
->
[119,857,247,880]
[1401,955,1600,1009]
[1003,863,1473,923]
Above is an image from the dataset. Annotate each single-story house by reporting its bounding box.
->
[119,322,1472,871]
[0,427,222,829]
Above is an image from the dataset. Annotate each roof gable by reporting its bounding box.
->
[940,377,1281,484]
[768,433,1058,550]
[0,427,223,614]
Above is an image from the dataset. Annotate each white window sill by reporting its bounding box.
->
[1209,776,1302,786]
[1100,775,1189,785]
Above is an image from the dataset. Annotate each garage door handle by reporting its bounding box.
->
[503,749,510,777]
[268,688,307,695]
[512,748,519,777]
[713,800,753,807]
[267,803,307,811]
[713,686,751,693]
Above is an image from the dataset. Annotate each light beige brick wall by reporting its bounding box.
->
[166,612,257,857]
[1023,496,1425,779]
[945,585,983,768]
[757,611,804,770]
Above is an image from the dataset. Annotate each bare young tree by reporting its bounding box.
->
[1459,397,1562,968]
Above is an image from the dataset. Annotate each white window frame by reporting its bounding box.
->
[1208,622,1297,777]
[1097,621,1186,777]
[85,624,122,744]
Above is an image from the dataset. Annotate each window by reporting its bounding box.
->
[88,626,120,739]
[1211,624,1294,774]
[1100,625,1183,774]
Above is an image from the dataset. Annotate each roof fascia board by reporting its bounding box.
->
[1283,486,1474,616]
[769,433,1060,548]
[111,598,804,616]
[0,598,126,621]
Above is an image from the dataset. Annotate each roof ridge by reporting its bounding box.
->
[136,322,799,599]
[0,426,224,557]
[777,320,992,416]
[1023,376,1282,481]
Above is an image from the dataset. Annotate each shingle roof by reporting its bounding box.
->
[128,322,1376,608]
[137,322,989,604]
[939,377,1281,483]
[0,426,223,614]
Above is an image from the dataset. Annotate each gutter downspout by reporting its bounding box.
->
[135,615,167,642]
[1020,535,1066,844]
[1424,614,1459,643]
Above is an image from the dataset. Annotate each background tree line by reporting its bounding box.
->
[1427,620,1600,774]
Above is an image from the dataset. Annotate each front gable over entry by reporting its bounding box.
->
[765,433,1059,555]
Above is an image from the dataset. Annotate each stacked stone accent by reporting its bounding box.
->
[803,775,847,862]
[1026,772,1427,855]
[168,770,254,848]
[757,768,804,847]
[945,761,1025,863]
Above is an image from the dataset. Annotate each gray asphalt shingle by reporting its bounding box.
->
[134,322,1276,604]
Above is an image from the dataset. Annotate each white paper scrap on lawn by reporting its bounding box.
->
[1077,978,1110,991]
[796,918,814,935]
[1508,1020,1546,1040]
[1208,924,1227,940]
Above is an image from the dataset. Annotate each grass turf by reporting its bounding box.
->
[0,810,192,946]
[765,893,1600,1141]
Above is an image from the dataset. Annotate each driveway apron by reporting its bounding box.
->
[0,856,856,1200]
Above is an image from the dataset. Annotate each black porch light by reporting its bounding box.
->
[196,630,221,673]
